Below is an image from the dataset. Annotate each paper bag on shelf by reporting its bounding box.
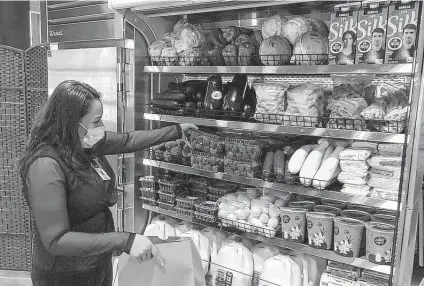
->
[116,237,206,286]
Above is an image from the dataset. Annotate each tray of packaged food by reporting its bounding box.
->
[157,201,175,212]
[141,197,157,207]
[140,188,157,200]
[208,182,238,197]
[224,137,268,161]
[138,175,155,189]
[223,157,262,178]
[175,206,194,217]
[190,150,224,173]
[176,196,203,209]
[188,129,225,155]
[194,211,217,223]
[194,201,219,216]
[158,179,187,194]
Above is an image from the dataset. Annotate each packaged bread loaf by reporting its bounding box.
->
[339,148,372,161]
[338,172,369,185]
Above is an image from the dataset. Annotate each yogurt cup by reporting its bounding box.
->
[289,201,316,211]
[313,205,342,216]
[321,199,347,209]
[371,214,396,226]
[347,203,376,214]
[341,210,371,222]
[365,222,395,265]
[306,212,336,250]
[280,207,307,243]
[333,217,365,258]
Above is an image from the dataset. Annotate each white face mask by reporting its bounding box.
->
[79,123,106,148]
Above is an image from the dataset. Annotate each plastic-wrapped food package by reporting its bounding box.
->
[370,167,401,180]
[341,184,371,196]
[378,144,403,155]
[181,229,211,276]
[367,156,402,172]
[252,81,290,123]
[369,188,399,201]
[339,148,372,161]
[367,175,400,191]
[144,217,176,239]
[351,141,378,152]
[251,243,280,285]
[212,239,254,286]
[338,172,369,185]
[258,254,302,286]
[201,228,227,276]
[339,160,370,174]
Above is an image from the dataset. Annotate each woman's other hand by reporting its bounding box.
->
[180,123,198,132]
[129,235,164,266]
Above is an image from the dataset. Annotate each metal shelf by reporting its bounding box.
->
[143,64,413,75]
[143,204,392,275]
[143,159,398,211]
[143,113,406,144]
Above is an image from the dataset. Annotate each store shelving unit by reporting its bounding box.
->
[142,204,391,275]
[109,1,424,285]
[143,63,414,75]
[143,158,398,210]
[143,113,406,144]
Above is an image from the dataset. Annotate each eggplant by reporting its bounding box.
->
[207,28,226,48]
[150,99,182,107]
[153,92,187,101]
[204,74,223,110]
[222,44,238,66]
[242,86,257,119]
[222,84,244,114]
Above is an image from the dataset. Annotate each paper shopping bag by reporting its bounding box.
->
[117,237,206,286]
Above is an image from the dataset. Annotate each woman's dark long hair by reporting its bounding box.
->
[19,80,102,179]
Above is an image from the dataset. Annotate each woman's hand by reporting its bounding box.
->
[180,123,198,133]
[129,234,164,266]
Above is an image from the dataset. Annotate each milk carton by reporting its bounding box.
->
[385,0,420,63]
[329,2,361,65]
[356,1,390,64]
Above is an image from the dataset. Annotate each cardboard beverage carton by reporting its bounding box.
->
[329,2,362,65]
[385,0,420,63]
[356,1,390,64]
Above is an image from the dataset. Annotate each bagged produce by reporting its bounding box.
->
[144,216,176,239]
[339,148,372,161]
[330,75,375,103]
[259,35,292,65]
[291,31,328,65]
[327,98,369,130]
[288,144,317,174]
[251,243,280,285]
[367,156,402,172]
[338,172,369,186]
[181,229,211,276]
[285,83,325,120]
[223,26,240,43]
[252,80,289,121]
[341,184,371,196]
[367,176,400,192]
[312,146,344,189]
[201,228,227,276]
[212,238,254,286]
[261,14,288,39]
[258,254,302,286]
[339,160,370,174]
[299,140,330,186]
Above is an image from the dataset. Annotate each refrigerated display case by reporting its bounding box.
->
[36,0,424,284]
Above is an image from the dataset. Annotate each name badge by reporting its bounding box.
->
[91,157,111,181]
